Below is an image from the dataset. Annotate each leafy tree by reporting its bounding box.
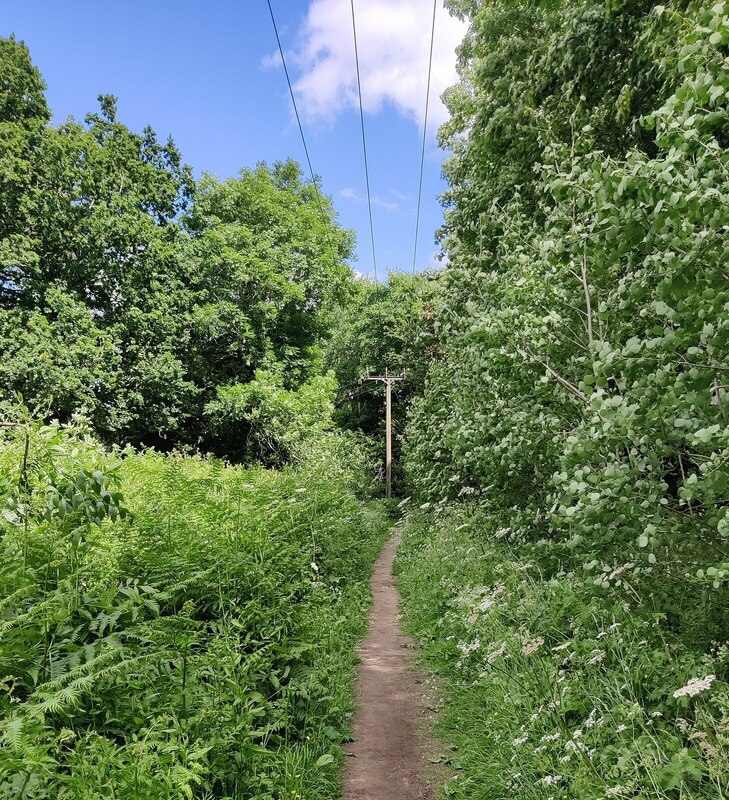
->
[0,38,357,460]
[406,0,729,645]
[183,161,354,390]
[0,35,49,306]
[325,270,439,490]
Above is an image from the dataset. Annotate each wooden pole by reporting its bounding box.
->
[385,375,392,498]
[363,369,405,499]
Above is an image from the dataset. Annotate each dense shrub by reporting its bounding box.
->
[406,0,729,647]
[398,1,729,795]
[0,419,389,799]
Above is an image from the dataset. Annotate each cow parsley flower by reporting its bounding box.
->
[523,637,545,655]
[587,649,605,665]
[457,639,481,656]
[487,642,508,663]
[673,674,716,698]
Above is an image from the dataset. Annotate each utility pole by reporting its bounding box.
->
[363,369,405,498]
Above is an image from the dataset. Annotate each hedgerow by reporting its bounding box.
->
[0,419,389,799]
[398,1,729,796]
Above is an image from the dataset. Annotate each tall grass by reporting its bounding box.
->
[0,420,389,799]
[396,506,729,799]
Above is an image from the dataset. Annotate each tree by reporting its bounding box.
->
[0,37,358,460]
[325,270,439,489]
[0,35,49,306]
[405,0,729,646]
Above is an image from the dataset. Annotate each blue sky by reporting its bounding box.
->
[1,1,466,280]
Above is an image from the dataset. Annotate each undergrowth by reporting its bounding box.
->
[0,419,389,799]
[396,505,729,800]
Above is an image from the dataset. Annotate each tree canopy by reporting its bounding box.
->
[0,36,356,461]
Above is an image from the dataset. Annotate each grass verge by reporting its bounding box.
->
[395,506,728,799]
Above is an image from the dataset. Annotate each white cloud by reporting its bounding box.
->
[291,0,466,130]
[340,186,401,213]
[260,50,282,71]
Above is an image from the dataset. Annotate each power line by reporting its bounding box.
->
[412,0,438,274]
[350,0,378,284]
[266,0,331,240]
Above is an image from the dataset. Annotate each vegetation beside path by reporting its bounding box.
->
[391,2,729,797]
[396,506,728,799]
[0,420,389,799]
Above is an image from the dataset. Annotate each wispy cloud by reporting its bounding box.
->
[388,188,412,202]
[288,0,466,130]
[260,50,282,71]
[339,186,402,213]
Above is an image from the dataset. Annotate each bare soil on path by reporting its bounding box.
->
[343,534,435,800]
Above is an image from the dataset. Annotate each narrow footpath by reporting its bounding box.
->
[343,535,435,800]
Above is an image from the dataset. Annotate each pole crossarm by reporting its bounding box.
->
[363,370,405,384]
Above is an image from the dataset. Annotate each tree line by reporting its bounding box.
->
[0,35,357,464]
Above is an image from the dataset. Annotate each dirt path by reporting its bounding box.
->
[343,534,435,800]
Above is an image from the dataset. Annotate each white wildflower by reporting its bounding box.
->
[487,642,508,663]
[585,709,600,728]
[513,735,528,747]
[523,637,545,656]
[587,649,605,665]
[477,597,495,612]
[457,639,481,656]
[673,674,716,698]
[552,641,571,652]
[616,724,628,733]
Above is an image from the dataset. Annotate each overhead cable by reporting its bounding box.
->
[266,0,331,239]
[412,0,438,274]
[350,0,378,283]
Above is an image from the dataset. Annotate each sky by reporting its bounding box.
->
[1,1,467,280]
